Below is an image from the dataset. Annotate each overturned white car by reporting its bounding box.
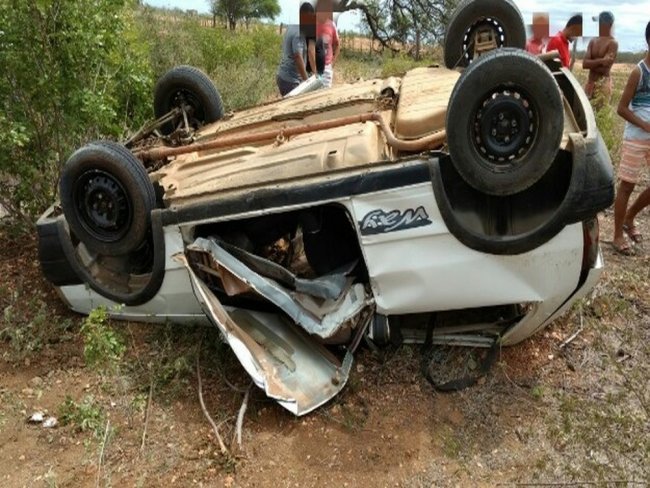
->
[38,0,613,414]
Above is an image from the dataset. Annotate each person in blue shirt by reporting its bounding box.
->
[612,21,650,255]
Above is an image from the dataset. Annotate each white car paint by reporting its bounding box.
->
[350,183,583,315]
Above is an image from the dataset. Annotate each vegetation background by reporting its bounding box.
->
[0,2,648,486]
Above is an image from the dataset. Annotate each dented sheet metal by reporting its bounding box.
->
[219,241,355,301]
[181,255,354,415]
[189,237,372,339]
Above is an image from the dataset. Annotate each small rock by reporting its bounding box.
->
[30,376,43,387]
[21,388,34,397]
[43,417,59,429]
[18,455,25,461]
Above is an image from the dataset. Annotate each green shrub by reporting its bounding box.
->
[59,395,106,437]
[0,0,152,231]
[80,307,125,373]
[136,11,281,111]
[0,289,73,361]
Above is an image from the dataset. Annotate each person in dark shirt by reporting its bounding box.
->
[546,14,583,69]
[276,3,318,96]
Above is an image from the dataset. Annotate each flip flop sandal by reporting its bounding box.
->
[622,224,643,244]
[612,242,634,256]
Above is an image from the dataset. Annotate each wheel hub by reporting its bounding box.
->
[474,90,535,164]
[75,170,131,242]
[463,18,506,62]
[170,89,203,131]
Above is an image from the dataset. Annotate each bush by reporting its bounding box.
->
[59,395,106,437]
[0,0,152,231]
[136,10,281,111]
[80,307,125,374]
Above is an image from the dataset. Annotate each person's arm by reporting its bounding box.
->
[617,67,650,132]
[582,40,597,69]
[332,26,340,65]
[307,39,317,76]
[602,40,619,67]
[294,53,308,81]
[291,36,309,81]
[583,40,619,69]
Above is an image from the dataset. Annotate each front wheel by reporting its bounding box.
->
[60,141,156,256]
[445,49,564,196]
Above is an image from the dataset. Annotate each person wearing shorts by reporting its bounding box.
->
[612,21,650,255]
[583,12,618,108]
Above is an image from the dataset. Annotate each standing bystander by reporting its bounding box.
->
[583,11,618,106]
[612,21,650,255]
[546,14,583,69]
[526,12,549,55]
[276,3,318,96]
[316,0,340,88]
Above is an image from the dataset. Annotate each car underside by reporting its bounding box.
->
[37,0,614,415]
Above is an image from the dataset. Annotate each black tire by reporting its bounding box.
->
[445,49,564,196]
[154,65,224,135]
[60,141,156,256]
[444,0,526,69]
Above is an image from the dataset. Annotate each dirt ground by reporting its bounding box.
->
[1,203,648,487]
[1,66,649,487]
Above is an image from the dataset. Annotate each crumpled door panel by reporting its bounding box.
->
[180,238,372,415]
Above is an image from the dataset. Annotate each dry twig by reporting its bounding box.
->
[140,379,154,453]
[96,419,111,488]
[233,382,253,450]
[560,312,584,349]
[197,351,229,455]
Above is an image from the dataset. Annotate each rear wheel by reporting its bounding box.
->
[60,141,156,256]
[446,49,564,196]
[154,65,224,135]
[444,0,526,69]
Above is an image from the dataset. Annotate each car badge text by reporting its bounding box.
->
[360,206,432,235]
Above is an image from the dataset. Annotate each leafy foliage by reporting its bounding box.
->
[0,285,74,361]
[0,0,152,230]
[338,0,458,57]
[208,0,280,30]
[137,9,281,110]
[80,307,125,374]
[59,395,106,437]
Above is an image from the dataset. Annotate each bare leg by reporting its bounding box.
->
[613,180,635,248]
[624,186,650,227]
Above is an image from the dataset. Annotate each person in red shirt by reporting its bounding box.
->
[526,12,549,55]
[546,14,583,69]
[316,0,340,88]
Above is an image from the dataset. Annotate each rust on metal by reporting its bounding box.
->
[134,113,446,162]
